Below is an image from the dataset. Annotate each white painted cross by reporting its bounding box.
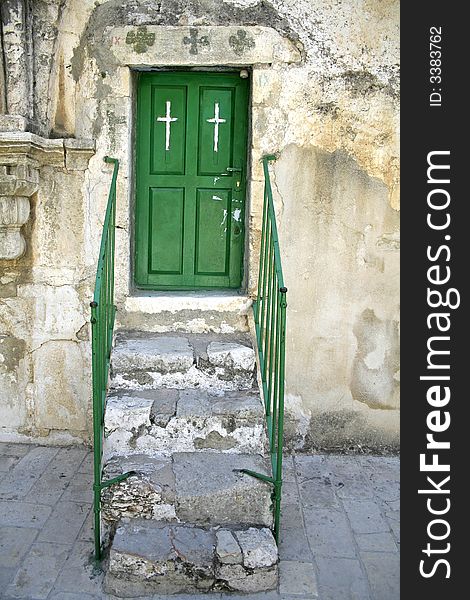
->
[157,101,178,151]
[206,102,226,153]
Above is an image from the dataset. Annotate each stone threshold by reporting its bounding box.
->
[123,293,252,315]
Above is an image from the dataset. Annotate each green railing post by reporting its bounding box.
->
[90,157,134,563]
[254,181,269,325]
[274,286,287,541]
[90,300,102,561]
[242,154,287,544]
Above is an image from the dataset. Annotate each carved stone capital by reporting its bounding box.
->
[0,162,39,197]
[0,161,39,259]
[0,197,31,259]
[0,119,95,260]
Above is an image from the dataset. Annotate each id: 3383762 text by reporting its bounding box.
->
[429,26,443,107]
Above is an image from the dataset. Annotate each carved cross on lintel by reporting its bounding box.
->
[183,29,210,55]
[126,27,156,54]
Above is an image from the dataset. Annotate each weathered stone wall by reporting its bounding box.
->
[0,0,399,450]
[0,121,95,443]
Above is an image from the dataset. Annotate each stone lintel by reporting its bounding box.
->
[108,25,302,67]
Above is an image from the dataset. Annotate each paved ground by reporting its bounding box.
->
[0,443,399,600]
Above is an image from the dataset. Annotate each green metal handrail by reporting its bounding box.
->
[90,157,133,561]
[90,155,286,554]
[241,154,287,542]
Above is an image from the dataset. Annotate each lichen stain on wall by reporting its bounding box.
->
[0,335,26,388]
[351,308,400,411]
[0,334,29,427]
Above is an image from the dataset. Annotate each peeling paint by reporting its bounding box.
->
[220,209,228,227]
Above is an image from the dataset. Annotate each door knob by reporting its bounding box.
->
[226,167,242,173]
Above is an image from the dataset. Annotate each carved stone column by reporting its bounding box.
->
[0,160,38,259]
[0,0,33,119]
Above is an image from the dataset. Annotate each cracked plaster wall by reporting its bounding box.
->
[275,146,399,451]
[1,0,399,450]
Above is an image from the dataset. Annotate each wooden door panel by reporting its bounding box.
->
[197,87,234,176]
[148,187,184,275]
[195,188,231,276]
[150,85,187,175]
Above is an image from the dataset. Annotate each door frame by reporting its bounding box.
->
[84,24,301,306]
[133,69,251,291]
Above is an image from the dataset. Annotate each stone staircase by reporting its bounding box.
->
[101,312,279,596]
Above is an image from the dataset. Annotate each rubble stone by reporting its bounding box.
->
[236,527,278,568]
[217,563,278,593]
[215,529,242,565]
[103,388,266,459]
[207,341,256,372]
[110,333,256,392]
[105,520,216,596]
[101,455,176,531]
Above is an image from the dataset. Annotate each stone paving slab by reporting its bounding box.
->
[60,471,94,504]
[37,501,89,545]
[0,526,38,568]
[52,540,104,597]
[279,527,313,562]
[0,443,399,599]
[25,448,88,505]
[0,446,58,500]
[0,500,52,528]
[360,552,400,600]
[5,542,71,599]
[315,556,371,600]
[279,561,318,596]
[0,567,17,590]
[342,499,390,535]
[280,501,303,530]
[355,532,398,553]
[0,443,30,457]
[303,507,358,559]
[0,455,23,472]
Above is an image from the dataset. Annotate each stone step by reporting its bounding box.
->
[110,332,256,392]
[104,388,268,459]
[117,294,251,334]
[104,520,278,596]
[101,452,273,535]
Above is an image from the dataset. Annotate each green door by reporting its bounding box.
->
[135,71,249,289]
